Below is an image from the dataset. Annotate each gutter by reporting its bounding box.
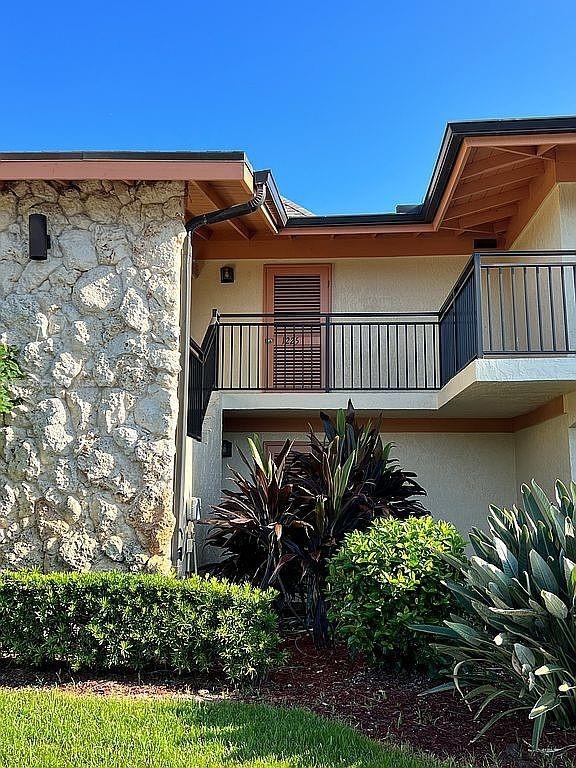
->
[172,175,268,568]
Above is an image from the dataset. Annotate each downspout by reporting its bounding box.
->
[172,178,267,569]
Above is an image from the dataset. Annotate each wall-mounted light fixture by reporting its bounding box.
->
[222,439,233,458]
[29,214,51,260]
[473,238,498,250]
[220,265,235,284]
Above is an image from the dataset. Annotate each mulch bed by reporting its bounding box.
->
[0,636,574,767]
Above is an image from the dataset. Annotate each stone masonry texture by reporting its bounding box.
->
[0,180,186,572]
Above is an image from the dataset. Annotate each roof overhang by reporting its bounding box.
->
[283,116,576,244]
[2,116,576,245]
[0,150,288,239]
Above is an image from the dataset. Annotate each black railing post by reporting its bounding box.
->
[473,253,484,359]
[324,314,331,392]
[211,309,220,390]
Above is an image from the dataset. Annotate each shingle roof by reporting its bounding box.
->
[281,197,315,217]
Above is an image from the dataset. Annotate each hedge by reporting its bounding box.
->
[0,571,282,683]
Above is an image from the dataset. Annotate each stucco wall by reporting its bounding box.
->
[511,187,562,250]
[221,430,517,536]
[514,390,576,501]
[514,415,572,500]
[559,183,576,248]
[191,255,468,341]
[511,182,576,250]
[0,180,186,572]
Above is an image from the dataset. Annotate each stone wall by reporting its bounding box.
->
[0,180,186,572]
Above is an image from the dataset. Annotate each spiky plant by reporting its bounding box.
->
[415,480,576,750]
[289,400,427,521]
[203,403,428,645]
[201,435,306,602]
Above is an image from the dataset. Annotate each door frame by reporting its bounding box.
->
[262,264,332,390]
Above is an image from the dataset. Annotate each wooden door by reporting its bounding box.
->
[263,264,331,390]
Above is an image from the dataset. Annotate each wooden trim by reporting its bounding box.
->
[190,181,252,239]
[224,398,566,434]
[431,140,473,228]
[264,440,310,457]
[511,396,566,432]
[443,187,530,222]
[195,234,476,260]
[0,159,251,182]
[452,162,545,201]
[468,133,576,149]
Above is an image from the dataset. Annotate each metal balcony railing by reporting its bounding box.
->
[216,312,440,391]
[188,251,576,436]
[187,320,218,440]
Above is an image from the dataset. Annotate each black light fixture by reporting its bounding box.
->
[29,213,51,260]
[220,265,235,284]
[473,238,498,250]
[222,439,233,458]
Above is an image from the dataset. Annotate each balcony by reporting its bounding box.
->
[188,252,576,437]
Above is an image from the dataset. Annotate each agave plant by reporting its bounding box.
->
[415,480,576,750]
[203,402,427,645]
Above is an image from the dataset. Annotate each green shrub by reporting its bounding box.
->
[0,345,22,414]
[328,515,465,667]
[0,571,281,683]
[415,481,576,749]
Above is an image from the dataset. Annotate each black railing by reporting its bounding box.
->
[187,320,218,440]
[190,251,576,410]
[439,256,482,386]
[479,253,576,356]
[216,312,440,391]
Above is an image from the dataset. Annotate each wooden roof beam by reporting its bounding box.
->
[443,188,529,222]
[460,153,538,180]
[452,162,545,200]
[537,143,557,157]
[190,181,253,239]
[492,145,548,160]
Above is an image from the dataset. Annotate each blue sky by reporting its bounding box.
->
[2,1,575,214]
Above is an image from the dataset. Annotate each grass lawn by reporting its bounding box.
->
[0,690,457,768]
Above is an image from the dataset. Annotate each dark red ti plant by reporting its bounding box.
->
[202,402,427,646]
[200,435,310,610]
[287,401,427,643]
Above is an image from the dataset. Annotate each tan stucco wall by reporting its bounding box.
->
[191,255,468,341]
[511,187,562,250]
[514,415,572,500]
[511,182,576,250]
[514,390,576,500]
[559,183,576,248]
[221,429,517,536]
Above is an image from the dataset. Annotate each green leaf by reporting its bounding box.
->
[529,691,559,720]
[541,590,568,619]
[529,550,558,593]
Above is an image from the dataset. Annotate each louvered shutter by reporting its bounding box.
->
[268,270,328,390]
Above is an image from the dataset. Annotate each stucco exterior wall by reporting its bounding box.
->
[0,180,186,572]
[191,255,468,341]
[559,183,576,248]
[221,430,517,535]
[514,415,572,500]
[511,187,562,250]
[511,182,576,251]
